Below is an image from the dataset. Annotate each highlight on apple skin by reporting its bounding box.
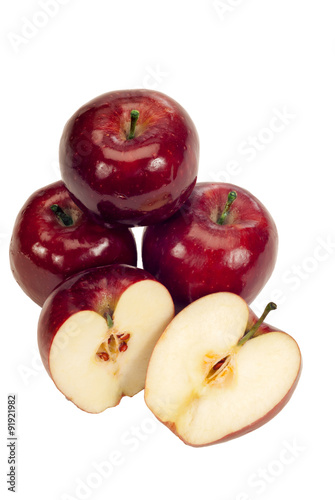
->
[144,292,302,447]
[37,264,175,413]
[9,181,137,307]
[142,182,279,311]
[59,89,200,227]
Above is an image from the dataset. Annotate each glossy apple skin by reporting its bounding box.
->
[9,181,137,307]
[151,304,302,448]
[142,182,278,310]
[59,89,199,226]
[38,264,160,378]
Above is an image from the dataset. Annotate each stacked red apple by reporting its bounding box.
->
[9,89,301,447]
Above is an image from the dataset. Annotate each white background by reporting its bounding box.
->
[1,0,334,499]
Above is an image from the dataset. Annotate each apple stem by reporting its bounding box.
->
[217,191,237,225]
[50,204,73,226]
[127,110,140,140]
[237,302,277,346]
[106,313,114,328]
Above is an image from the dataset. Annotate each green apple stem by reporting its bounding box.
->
[127,109,140,140]
[106,313,114,328]
[50,205,73,227]
[217,191,237,225]
[237,302,277,346]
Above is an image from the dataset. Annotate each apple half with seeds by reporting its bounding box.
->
[38,264,174,413]
[144,292,301,447]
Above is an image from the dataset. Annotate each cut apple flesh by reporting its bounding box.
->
[49,280,174,413]
[145,293,301,446]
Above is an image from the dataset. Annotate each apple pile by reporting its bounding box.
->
[9,89,301,447]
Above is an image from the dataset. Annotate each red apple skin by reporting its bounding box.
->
[9,181,137,307]
[142,182,278,309]
[150,305,302,448]
[59,89,199,227]
[38,264,163,379]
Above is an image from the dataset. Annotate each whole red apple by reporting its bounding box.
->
[142,182,278,310]
[38,264,174,413]
[9,181,137,306]
[59,89,199,226]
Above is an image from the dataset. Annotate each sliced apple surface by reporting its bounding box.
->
[144,292,301,447]
[38,264,174,413]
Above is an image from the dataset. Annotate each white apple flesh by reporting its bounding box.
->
[144,292,301,447]
[38,265,175,413]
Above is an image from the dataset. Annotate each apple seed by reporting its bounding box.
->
[119,342,128,352]
[206,355,232,382]
[117,333,130,341]
[213,356,228,371]
[97,352,109,361]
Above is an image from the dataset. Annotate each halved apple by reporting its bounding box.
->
[38,264,174,413]
[144,292,302,447]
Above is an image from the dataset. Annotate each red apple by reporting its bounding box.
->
[9,181,137,306]
[145,293,302,447]
[38,264,174,413]
[142,182,278,310]
[59,89,199,226]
